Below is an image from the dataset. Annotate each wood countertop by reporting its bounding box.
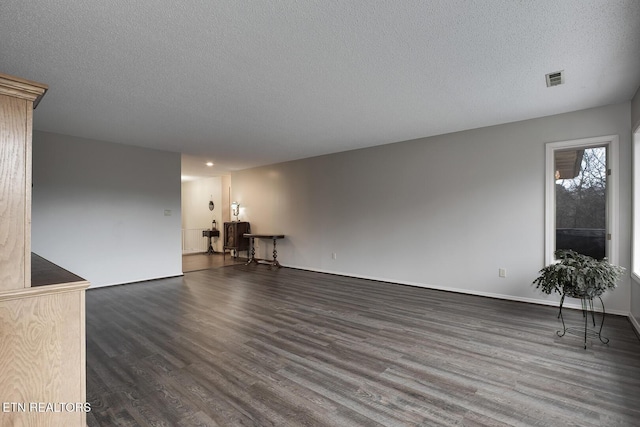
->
[31,253,86,287]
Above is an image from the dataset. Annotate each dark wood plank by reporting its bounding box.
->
[182,253,246,273]
[31,252,85,286]
[86,265,640,426]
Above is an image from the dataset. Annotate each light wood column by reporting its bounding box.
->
[0,73,89,426]
[0,73,47,291]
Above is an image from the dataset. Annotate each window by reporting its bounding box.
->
[545,136,619,265]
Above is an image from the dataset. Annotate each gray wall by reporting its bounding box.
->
[233,102,632,314]
[32,131,182,288]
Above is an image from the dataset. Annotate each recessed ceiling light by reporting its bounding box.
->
[206,162,214,167]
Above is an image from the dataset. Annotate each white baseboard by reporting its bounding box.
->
[284,264,630,316]
[93,264,635,321]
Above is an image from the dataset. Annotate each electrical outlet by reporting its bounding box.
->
[332,253,337,260]
[499,268,506,278]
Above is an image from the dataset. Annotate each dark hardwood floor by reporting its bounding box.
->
[86,265,640,426]
[182,252,247,273]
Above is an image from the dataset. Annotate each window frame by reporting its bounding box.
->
[633,126,640,281]
[545,135,619,265]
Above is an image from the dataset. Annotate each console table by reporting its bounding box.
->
[244,234,285,268]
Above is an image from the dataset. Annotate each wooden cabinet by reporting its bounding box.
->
[224,221,250,258]
[0,73,89,427]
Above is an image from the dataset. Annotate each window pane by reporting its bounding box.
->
[555,146,607,259]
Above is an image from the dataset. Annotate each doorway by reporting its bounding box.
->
[181,174,234,272]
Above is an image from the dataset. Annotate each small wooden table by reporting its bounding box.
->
[244,234,285,268]
[202,229,220,254]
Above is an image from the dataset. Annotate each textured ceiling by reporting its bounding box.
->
[1,1,639,177]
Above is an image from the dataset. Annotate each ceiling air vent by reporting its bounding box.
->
[546,70,564,87]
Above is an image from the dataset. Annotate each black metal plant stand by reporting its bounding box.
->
[557,294,609,349]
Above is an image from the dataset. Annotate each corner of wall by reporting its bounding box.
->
[631,275,640,338]
[630,313,640,338]
[631,84,640,132]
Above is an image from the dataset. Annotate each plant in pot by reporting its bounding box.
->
[533,250,625,298]
[533,249,625,347]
